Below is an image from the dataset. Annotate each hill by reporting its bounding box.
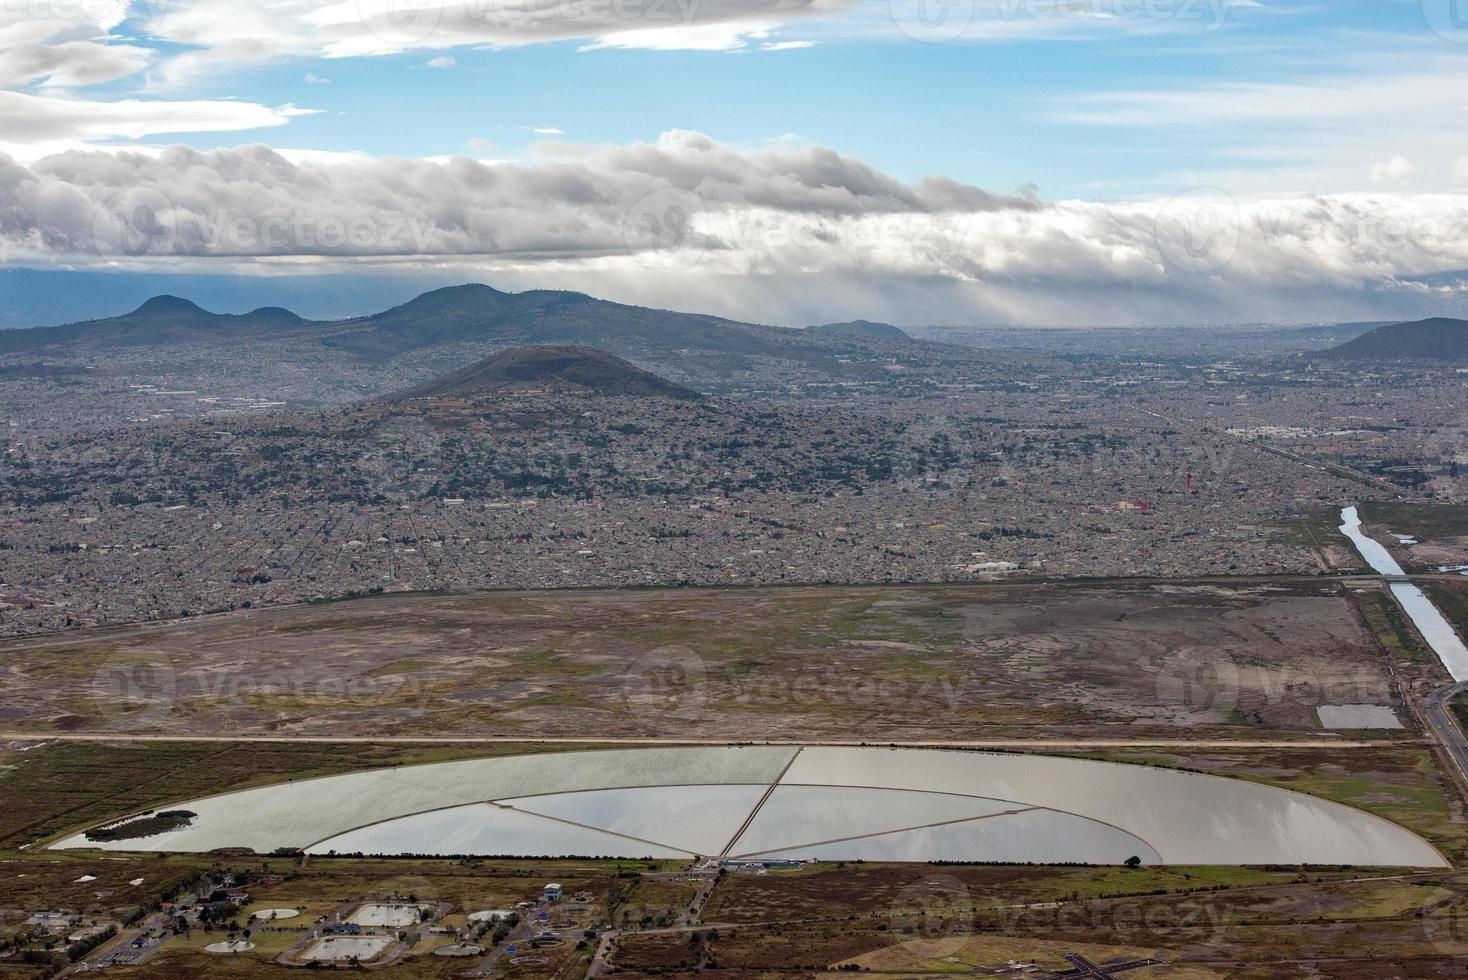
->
[1315,318,1468,362]
[319,283,814,363]
[394,345,700,401]
[807,319,911,341]
[0,295,311,353]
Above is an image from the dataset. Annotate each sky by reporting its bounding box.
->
[3,0,1468,326]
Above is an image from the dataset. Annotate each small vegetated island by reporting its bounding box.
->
[84,809,196,842]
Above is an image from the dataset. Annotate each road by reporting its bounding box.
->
[1423,681,1468,796]
[585,930,616,978]
[477,897,553,975]
[0,732,1395,749]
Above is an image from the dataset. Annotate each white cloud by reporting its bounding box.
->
[424,55,457,69]
[304,71,331,83]
[821,0,1250,45]
[137,0,849,77]
[1055,55,1468,194]
[0,131,1032,263]
[0,92,314,144]
[0,6,150,89]
[0,4,319,157]
[528,127,564,136]
[1,131,1465,329]
[760,40,815,50]
[579,20,778,52]
[1370,155,1415,186]
[0,35,153,89]
[1061,68,1468,129]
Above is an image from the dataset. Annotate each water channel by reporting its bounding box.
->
[1339,505,1468,681]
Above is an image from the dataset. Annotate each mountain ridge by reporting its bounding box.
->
[0,294,313,353]
[0,283,993,390]
[317,283,800,362]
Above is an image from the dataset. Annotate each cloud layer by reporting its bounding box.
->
[0,0,838,157]
[0,2,318,159]
[143,0,842,84]
[2,131,1467,324]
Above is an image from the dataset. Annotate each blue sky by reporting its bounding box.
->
[85,0,1461,197]
[3,1,1468,325]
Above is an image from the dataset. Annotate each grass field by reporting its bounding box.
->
[1277,508,1363,572]
[1361,502,1468,543]
[1423,580,1468,642]
[1361,501,1468,572]
[655,862,1468,977]
[1352,585,1435,667]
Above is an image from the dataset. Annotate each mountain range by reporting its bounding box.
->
[0,284,902,363]
[0,295,314,353]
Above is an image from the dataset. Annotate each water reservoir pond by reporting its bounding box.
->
[51,745,1445,866]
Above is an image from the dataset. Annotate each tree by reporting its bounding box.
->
[1124,855,1142,869]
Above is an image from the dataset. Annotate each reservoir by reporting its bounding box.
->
[50,744,1447,866]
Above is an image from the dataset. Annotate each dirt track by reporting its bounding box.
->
[0,732,1395,749]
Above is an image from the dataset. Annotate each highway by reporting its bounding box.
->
[1423,680,1468,796]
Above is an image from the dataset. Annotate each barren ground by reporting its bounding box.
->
[0,579,1420,740]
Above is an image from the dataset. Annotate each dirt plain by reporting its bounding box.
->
[0,579,1422,741]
